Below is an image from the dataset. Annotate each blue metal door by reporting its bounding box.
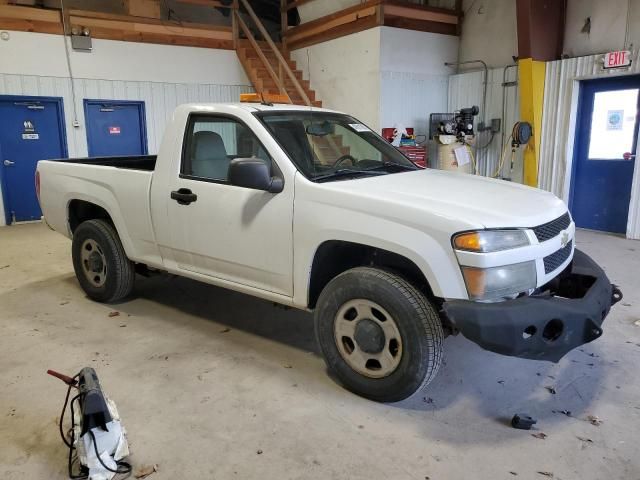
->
[84,100,147,156]
[571,76,640,233]
[0,96,67,224]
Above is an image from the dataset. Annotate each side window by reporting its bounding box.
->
[182,115,272,181]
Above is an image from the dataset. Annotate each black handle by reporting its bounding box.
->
[171,188,197,205]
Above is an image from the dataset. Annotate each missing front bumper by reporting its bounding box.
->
[443,249,620,362]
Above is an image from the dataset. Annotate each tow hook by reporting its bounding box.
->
[611,284,623,306]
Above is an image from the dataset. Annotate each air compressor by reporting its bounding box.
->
[429,106,479,174]
[48,368,131,480]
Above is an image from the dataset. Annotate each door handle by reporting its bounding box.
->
[3,160,15,166]
[170,188,197,205]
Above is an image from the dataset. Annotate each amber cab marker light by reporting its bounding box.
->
[240,93,291,104]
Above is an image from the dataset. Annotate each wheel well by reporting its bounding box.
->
[68,200,113,233]
[308,241,435,309]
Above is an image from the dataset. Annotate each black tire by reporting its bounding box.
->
[314,267,443,402]
[72,219,135,303]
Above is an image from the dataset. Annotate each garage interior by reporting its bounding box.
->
[1,0,640,479]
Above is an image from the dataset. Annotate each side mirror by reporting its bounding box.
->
[228,158,284,193]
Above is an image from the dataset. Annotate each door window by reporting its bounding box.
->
[182,115,272,181]
[587,88,639,159]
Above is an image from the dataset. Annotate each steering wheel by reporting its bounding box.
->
[332,154,357,168]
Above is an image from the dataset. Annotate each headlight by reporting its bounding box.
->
[453,230,530,252]
[461,261,536,301]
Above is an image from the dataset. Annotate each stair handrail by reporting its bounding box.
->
[235,12,290,99]
[237,0,312,106]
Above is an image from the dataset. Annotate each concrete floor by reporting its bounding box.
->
[1,223,639,480]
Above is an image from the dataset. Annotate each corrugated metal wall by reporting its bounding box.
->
[0,74,253,157]
[447,67,521,180]
[539,51,640,239]
[380,71,450,138]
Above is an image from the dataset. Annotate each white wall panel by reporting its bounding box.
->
[292,28,382,132]
[379,27,458,138]
[380,71,449,136]
[448,67,521,180]
[0,31,248,86]
[539,50,640,239]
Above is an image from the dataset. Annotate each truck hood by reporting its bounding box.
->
[320,169,568,229]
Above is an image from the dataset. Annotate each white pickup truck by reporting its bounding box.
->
[37,101,621,402]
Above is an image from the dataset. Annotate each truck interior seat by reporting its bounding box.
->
[192,131,229,180]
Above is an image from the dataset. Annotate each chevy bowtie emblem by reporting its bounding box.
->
[561,231,569,248]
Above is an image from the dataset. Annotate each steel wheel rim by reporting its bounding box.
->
[333,299,403,378]
[80,239,107,288]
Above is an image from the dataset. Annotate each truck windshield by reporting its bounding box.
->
[257,111,417,181]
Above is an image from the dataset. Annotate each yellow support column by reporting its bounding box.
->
[518,58,546,187]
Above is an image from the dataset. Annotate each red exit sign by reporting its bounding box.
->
[603,50,632,69]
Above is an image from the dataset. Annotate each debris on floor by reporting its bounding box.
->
[552,409,571,417]
[587,415,603,426]
[256,449,263,455]
[134,464,158,479]
[511,413,537,430]
[220,327,231,333]
[531,432,548,440]
[545,386,557,394]
[108,311,120,317]
[537,472,554,477]
[577,436,593,443]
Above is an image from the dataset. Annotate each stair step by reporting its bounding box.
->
[247,56,300,74]
[236,39,321,108]
[252,65,305,81]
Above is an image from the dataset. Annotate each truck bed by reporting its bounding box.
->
[56,155,157,171]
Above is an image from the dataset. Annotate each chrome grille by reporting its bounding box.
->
[544,240,573,274]
[533,212,571,242]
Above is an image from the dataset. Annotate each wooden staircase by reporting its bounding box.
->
[236,40,322,106]
[232,0,321,107]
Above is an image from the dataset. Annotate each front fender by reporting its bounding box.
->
[293,222,469,307]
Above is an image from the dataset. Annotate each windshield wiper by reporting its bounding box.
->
[362,161,418,172]
[313,168,387,182]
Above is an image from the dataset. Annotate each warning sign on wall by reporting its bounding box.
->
[109,126,121,135]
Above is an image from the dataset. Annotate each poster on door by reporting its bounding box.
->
[607,110,624,130]
[21,120,39,140]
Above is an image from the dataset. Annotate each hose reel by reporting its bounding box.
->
[494,121,533,178]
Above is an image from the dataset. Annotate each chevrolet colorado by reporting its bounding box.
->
[36,102,621,402]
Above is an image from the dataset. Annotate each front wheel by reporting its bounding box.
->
[72,219,135,303]
[314,267,444,402]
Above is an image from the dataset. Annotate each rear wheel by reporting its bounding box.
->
[72,219,135,303]
[314,267,443,402]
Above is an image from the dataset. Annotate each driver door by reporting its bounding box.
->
[166,114,294,296]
